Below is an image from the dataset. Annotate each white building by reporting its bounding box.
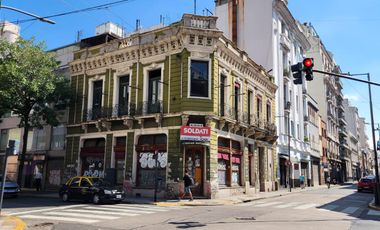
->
[215,0,312,188]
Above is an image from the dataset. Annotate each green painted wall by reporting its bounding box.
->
[105,134,113,168]
[168,129,182,181]
[125,132,135,180]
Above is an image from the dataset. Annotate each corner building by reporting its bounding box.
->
[66,15,277,199]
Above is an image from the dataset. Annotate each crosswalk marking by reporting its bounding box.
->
[294,203,318,210]
[100,205,169,212]
[275,202,301,209]
[342,207,359,214]
[318,205,339,212]
[42,211,119,220]
[368,210,380,216]
[255,202,283,207]
[68,209,139,216]
[83,206,154,214]
[19,215,99,224]
[9,204,87,216]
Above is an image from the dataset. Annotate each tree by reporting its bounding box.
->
[0,38,72,185]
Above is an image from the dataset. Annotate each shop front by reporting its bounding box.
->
[217,137,243,187]
[135,134,167,194]
[80,138,105,178]
[180,125,210,197]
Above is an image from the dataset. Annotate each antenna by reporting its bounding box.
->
[76,30,82,42]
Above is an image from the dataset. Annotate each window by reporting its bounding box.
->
[291,121,295,137]
[32,128,46,150]
[51,125,65,150]
[266,102,271,123]
[220,75,227,116]
[92,80,103,119]
[234,83,240,120]
[70,177,81,187]
[257,96,262,121]
[0,129,9,151]
[190,60,209,97]
[217,137,241,186]
[217,137,230,186]
[80,178,91,187]
[248,90,253,123]
[147,69,162,114]
[296,95,299,112]
[118,75,130,116]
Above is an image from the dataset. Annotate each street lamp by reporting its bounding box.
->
[346,73,380,205]
[285,101,292,192]
[0,5,55,24]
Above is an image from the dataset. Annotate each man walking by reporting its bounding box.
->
[34,171,42,191]
[180,170,194,201]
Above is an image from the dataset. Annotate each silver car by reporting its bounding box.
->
[0,176,20,197]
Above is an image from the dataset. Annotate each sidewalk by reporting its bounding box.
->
[134,184,342,207]
[0,215,26,230]
[368,199,380,211]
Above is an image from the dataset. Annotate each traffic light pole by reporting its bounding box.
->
[313,69,380,205]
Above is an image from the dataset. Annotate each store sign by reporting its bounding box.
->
[180,126,210,142]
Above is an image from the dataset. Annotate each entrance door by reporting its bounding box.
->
[185,147,203,196]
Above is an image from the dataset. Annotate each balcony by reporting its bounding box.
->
[135,100,163,116]
[339,128,348,137]
[113,104,135,117]
[280,33,291,50]
[220,104,236,120]
[83,107,112,122]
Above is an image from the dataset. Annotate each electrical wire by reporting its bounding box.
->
[11,0,133,24]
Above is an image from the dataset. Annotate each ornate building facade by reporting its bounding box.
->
[65,14,277,199]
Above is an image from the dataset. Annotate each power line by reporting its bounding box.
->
[11,0,133,24]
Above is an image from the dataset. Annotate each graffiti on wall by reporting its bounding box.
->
[139,152,167,169]
[48,170,61,186]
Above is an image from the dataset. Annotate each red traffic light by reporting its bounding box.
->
[303,58,313,68]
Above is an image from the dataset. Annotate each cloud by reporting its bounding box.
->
[344,94,360,102]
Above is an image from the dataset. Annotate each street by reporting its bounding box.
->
[1,185,379,230]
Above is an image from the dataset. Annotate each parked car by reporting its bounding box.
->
[0,176,20,198]
[59,176,125,204]
[357,176,376,192]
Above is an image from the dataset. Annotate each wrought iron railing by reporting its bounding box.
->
[135,100,163,115]
[83,107,112,121]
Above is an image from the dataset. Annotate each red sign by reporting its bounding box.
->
[180,126,211,142]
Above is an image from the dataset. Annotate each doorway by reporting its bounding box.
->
[184,146,204,196]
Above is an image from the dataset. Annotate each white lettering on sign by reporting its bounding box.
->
[184,127,209,135]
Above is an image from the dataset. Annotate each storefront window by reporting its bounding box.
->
[114,136,126,184]
[218,137,242,186]
[136,134,167,189]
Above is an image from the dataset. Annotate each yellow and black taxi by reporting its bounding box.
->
[59,176,125,204]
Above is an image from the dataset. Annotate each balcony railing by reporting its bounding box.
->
[83,107,112,121]
[135,100,163,116]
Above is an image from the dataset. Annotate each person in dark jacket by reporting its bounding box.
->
[180,170,193,201]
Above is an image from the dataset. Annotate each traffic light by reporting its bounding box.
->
[291,62,303,85]
[303,58,314,81]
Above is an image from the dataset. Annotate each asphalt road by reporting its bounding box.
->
[2,185,380,230]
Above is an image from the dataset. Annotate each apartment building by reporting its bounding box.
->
[215,0,312,188]
[65,14,277,199]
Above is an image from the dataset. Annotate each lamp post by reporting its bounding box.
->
[285,101,292,192]
[347,73,380,205]
[0,5,55,24]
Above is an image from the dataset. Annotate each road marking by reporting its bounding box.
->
[275,202,301,209]
[64,209,139,216]
[100,205,169,212]
[43,211,119,220]
[19,215,99,224]
[84,206,154,214]
[342,207,359,214]
[368,210,380,216]
[294,203,318,210]
[318,205,339,212]
[9,204,87,216]
[113,204,175,210]
[255,202,283,207]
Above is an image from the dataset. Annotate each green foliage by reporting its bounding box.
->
[0,38,72,128]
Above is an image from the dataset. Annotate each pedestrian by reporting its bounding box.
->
[299,174,305,189]
[34,171,42,192]
[326,175,331,189]
[179,170,194,201]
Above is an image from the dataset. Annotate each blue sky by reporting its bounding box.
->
[1,0,379,144]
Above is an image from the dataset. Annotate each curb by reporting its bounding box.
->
[0,215,26,230]
[368,199,380,211]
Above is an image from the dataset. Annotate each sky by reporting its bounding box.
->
[1,0,379,145]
